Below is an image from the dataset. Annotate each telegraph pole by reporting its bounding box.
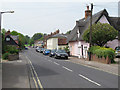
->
[89,3,93,61]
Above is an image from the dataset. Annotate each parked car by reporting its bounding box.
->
[49,49,56,57]
[40,48,44,53]
[43,49,47,54]
[43,49,51,55]
[115,46,120,58]
[54,49,68,59]
[36,47,40,52]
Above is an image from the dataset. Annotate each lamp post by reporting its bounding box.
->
[0,11,14,62]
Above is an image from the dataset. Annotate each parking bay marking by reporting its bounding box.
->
[78,74,101,86]
[62,66,73,72]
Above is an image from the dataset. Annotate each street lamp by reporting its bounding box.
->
[0,11,14,62]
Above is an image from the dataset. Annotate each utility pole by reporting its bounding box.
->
[89,3,93,61]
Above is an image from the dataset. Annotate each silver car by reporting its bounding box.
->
[115,46,120,57]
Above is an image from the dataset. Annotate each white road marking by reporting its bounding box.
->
[17,60,22,62]
[53,62,60,65]
[62,66,73,72]
[78,74,101,86]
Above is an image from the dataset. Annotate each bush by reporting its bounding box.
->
[89,46,115,63]
[2,53,11,60]
[5,46,19,54]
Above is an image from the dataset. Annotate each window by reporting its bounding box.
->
[6,38,10,41]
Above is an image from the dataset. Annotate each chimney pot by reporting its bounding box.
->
[85,5,91,19]
[87,6,89,10]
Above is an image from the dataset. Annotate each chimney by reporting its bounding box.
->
[85,6,91,19]
[51,32,52,35]
[76,21,79,25]
[56,29,59,34]
[5,30,11,36]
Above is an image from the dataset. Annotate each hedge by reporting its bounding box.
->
[89,46,115,62]
[2,45,19,60]
[2,53,11,60]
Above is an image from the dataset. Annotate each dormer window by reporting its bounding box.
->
[6,38,10,41]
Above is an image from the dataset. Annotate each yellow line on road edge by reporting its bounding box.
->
[26,56,44,90]
[30,65,38,89]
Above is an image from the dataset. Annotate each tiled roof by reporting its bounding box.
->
[10,35,18,41]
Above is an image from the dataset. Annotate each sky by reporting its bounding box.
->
[0,0,119,37]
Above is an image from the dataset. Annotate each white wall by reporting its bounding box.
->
[47,38,58,50]
[99,15,109,24]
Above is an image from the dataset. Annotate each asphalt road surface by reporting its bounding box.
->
[23,48,118,89]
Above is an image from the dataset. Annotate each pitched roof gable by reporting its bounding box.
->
[68,9,120,42]
[5,35,18,45]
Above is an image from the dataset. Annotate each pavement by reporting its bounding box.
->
[68,57,119,76]
[2,53,30,89]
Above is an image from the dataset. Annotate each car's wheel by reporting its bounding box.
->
[66,57,68,59]
[55,55,57,59]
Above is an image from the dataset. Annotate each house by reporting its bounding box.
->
[43,30,60,49]
[68,6,120,58]
[47,33,68,50]
[5,31,19,47]
[34,40,44,47]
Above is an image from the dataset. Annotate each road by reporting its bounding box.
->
[23,48,118,89]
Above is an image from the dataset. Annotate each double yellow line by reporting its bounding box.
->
[26,56,43,90]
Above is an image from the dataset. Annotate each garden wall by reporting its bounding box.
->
[8,54,19,61]
[87,54,111,64]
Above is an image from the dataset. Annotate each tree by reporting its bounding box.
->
[24,35,30,44]
[32,33,43,41]
[2,29,6,54]
[29,38,34,46]
[66,30,71,34]
[10,31,18,35]
[82,22,118,47]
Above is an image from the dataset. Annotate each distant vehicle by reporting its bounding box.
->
[25,47,28,50]
[36,47,40,52]
[43,49,51,55]
[43,49,47,54]
[115,46,120,58]
[49,49,56,57]
[40,48,44,53]
[54,49,68,59]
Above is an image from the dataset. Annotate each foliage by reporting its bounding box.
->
[66,30,71,34]
[64,46,70,52]
[2,53,11,60]
[24,35,30,44]
[5,46,19,54]
[2,29,6,54]
[32,33,43,41]
[29,38,34,46]
[82,22,118,46]
[89,46,115,63]
[10,31,19,35]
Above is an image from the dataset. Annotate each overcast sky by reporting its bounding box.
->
[0,0,119,37]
